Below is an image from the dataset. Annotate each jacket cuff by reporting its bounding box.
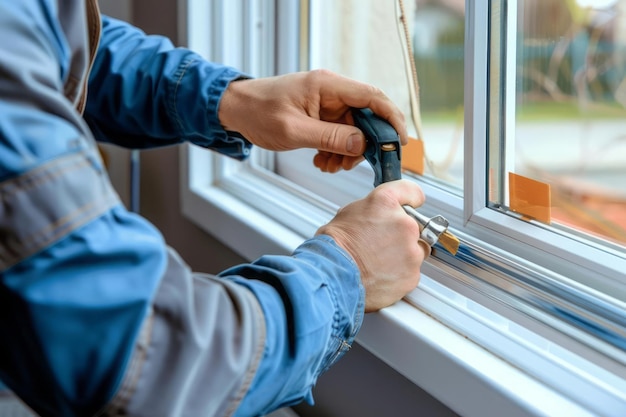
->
[172,59,253,160]
[204,71,253,160]
[295,234,366,376]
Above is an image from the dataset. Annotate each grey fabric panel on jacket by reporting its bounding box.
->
[0,150,119,271]
[100,248,266,417]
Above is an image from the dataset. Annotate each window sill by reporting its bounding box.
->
[358,298,594,417]
[181,146,625,417]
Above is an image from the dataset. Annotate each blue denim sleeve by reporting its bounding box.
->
[219,235,366,416]
[84,16,252,159]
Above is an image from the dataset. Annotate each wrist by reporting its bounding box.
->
[218,76,251,132]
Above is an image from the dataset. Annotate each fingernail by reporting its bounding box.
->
[347,133,364,154]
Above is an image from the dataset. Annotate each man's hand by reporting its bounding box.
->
[316,180,429,312]
[218,69,407,173]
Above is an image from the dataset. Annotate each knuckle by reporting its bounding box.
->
[359,83,385,104]
[311,68,334,78]
[403,214,421,235]
[370,186,399,208]
[413,184,426,205]
[306,68,334,87]
[367,83,384,97]
[319,125,342,151]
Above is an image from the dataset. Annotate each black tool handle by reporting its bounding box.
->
[352,108,402,186]
[379,146,401,184]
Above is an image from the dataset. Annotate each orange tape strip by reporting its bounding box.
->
[509,172,551,224]
[401,137,424,176]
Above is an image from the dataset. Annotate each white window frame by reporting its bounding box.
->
[179,1,626,416]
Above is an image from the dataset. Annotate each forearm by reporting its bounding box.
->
[84,16,252,158]
[108,235,364,417]
[3,187,362,417]
[220,235,365,416]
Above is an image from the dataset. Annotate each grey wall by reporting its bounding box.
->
[294,343,457,417]
[106,1,457,415]
[113,0,246,275]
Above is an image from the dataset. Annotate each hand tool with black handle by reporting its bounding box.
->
[352,108,459,255]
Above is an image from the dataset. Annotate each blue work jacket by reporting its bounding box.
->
[0,1,365,416]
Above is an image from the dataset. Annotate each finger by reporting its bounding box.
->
[418,239,432,258]
[341,155,364,170]
[322,76,409,145]
[313,151,330,172]
[313,151,340,172]
[366,101,408,146]
[297,117,367,156]
[326,153,344,173]
[313,152,364,172]
[375,179,426,209]
[313,151,327,170]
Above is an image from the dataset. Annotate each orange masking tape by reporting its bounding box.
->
[401,137,425,176]
[509,172,551,224]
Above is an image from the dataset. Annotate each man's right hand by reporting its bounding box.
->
[218,70,407,173]
[316,180,429,312]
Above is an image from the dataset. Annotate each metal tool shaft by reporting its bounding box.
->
[401,205,449,247]
[353,107,451,248]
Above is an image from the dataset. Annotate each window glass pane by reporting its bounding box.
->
[489,0,626,248]
[308,0,465,191]
[413,0,465,188]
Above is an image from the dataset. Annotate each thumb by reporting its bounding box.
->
[298,118,366,156]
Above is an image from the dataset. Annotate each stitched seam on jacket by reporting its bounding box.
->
[169,58,197,138]
[0,151,120,270]
[94,310,155,417]
[317,284,348,376]
[2,159,90,243]
[223,289,267,417]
